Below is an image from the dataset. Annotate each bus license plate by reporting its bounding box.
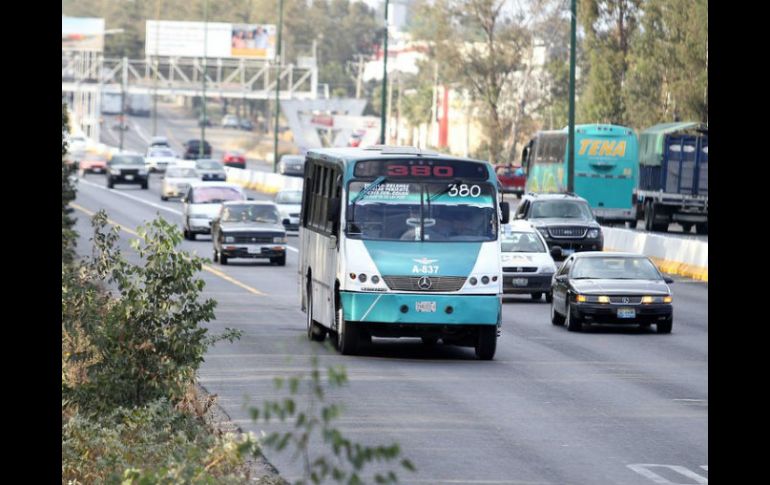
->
[416,301,436,313]
[512,278,528,286]
[617,308,636,319]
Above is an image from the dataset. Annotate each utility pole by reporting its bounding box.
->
[273,0,285,173]
[355,54,365,99]
[200,0,208,158]
[152,0,161,137]
[567,0,576,193]
[120,57,127,151]
[379,0,389,144]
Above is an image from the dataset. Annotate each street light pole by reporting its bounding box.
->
[380,0,389,144]
[120,56,127,151]
[273,0,284,173]
[200,0,208,158]
[567,0,576,193]
[152,0,161,137]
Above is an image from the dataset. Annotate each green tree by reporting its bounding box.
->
[411,0,531,162]
[62,104,78,264]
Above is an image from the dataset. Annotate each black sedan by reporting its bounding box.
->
[550,252,674,333]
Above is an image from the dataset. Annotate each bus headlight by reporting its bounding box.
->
[469,277,478,286]
[358,273,367,283]
[371,275,380,284]
[481,276,490,285]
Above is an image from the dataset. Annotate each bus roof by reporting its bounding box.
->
[306,146,487,166]
[535,124,635,137]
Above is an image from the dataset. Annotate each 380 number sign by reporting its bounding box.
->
[386,164,454,177]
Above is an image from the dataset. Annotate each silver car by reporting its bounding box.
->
[211,201,288,266]
[278,154,305,177]
[181,182,247,240]
[161,166,199,201]
[274,189,302,232]
[195,159,227,182]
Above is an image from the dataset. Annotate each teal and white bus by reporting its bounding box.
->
[522,124,639,225]
[298,146,511,360]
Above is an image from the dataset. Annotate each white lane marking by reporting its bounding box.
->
[80,178,300,252]
[131,118,151,143]
[627,464,708,484]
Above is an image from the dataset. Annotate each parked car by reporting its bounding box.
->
[500,221,558,301]
[550,252,674,333]
[239,118,254,131]
[107,153,149,189]
[195,159,227,182]
[222,150,247,169]
[145,147,178,172]
[161,166,199,201]
[274,189,303,232]
[495,164,526,198]
[181,182,247,240]
[183,139,212,160]
[277,154,305,177]
[221,114,240,129]
[211,201,288,266]
[513,193,603,259]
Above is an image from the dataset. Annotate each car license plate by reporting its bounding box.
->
[512,278,528,286]
[247,246,260,254]
[617,308,636,319]
[562,249,575,256]
[415,301,436,313]
[125,174,134,180]
[93,168,102,173]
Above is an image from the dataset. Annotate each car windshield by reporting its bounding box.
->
[196,160,223,170]
[192,187,244,204]
[530,200,594,220]
[111,155,144,165]
[571,257,662,280]
[221,204,280,223]
[346,181,497,242]
[275,191,302,204]
[501,231,546,253]
[150,149,175,157]
[167,168,197,178]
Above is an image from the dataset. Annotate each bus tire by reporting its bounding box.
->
[336,303,359,355]
[475,326,497,360]
[306,281,326,342]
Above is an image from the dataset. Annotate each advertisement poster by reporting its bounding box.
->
[146,21,276,59]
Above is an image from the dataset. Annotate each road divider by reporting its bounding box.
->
[225,167,302,194]
[602,227,708,282]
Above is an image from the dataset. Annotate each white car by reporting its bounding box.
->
[161,166,199,201]
[181,181,248,240]
[145,147,178,172]
[501,220,558,302]
[274,189,302,232]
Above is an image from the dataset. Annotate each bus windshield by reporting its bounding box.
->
[346,181,497,242]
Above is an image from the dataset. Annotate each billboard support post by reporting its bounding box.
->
[380,0,389,145]
[273,0,284,173]
[567,0,576,193]
[120,57,127,151]
[200,0,208,158]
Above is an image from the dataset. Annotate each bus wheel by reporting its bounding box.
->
[475,326,497,360]
[306,281,326,342]
[336,303,359,355]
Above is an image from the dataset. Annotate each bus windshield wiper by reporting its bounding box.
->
[351,176,388,205]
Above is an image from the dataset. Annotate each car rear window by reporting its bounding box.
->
[111,155,144,165]
[196,160,223,170]
[192,187,244,203]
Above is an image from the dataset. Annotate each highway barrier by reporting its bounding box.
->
[602,227,708,282]
[225,167,302,195]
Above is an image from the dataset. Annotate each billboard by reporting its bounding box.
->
[146,21,276,59]
[62,17,105,52]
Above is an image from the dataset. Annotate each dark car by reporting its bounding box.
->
[183,139,212,160]
[106,153,149,189]
[514,193,603,259]
[222,150,247,169]
[211,201,288,266]
[495,164,526,198]
[239,118,254,131]
[550,252,674,333]
[277,154,305,177]
[195,159,227,182]
[198,116,212,127]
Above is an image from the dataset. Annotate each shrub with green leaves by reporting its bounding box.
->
[62,102,78,263]
[63,211,240,413]
[250,350,416,485]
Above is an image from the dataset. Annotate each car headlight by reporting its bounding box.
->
[110,168,120,175]
[224,236,234,243]
[273,236,287,244]
[587,228,600,239]
[642,295,672,304]
[138,169,148,175]
[536,227,549,238]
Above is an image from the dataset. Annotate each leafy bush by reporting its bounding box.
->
[63,211,240,414]
[250,349,415,485]
[62,102,78,263]
[62,398,261,484]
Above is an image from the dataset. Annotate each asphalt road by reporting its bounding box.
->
[72,158,708,484]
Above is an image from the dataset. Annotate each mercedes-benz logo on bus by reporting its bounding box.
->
[417,276,433,290]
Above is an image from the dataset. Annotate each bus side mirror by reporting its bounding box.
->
[500,201,510,224]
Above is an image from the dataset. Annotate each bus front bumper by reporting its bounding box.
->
[340,292,500,325]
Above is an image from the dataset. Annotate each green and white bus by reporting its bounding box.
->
[298,146,511,360]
